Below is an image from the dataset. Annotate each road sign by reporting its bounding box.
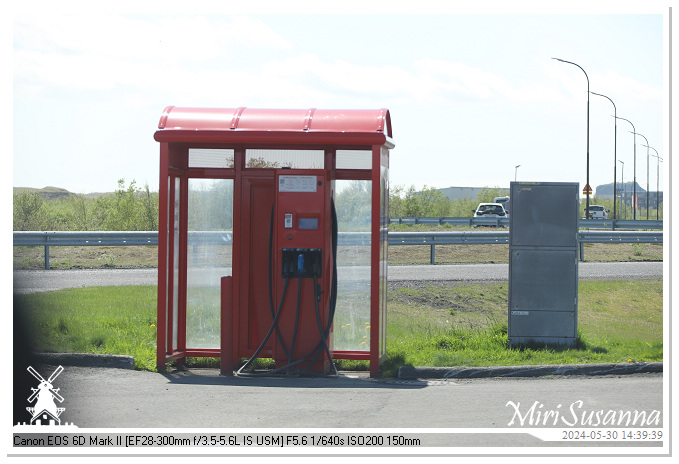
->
[582,184,592,195]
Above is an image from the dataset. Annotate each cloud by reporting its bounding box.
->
[593,69,663,107]
[14,13,537,107]
[413,58,515,101]
[260,55,572,109]
[14,14,662,116]
[251,54,535,108]
[13,15,294,96]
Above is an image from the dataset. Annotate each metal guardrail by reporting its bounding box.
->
[587,219,663,230]
[577,230,663,243]
[12,230,233,247]
[13,231,159,247]
[391,217,509,227]
[14,229,663,269]
[389,217,663,230]
[389,231,508,245]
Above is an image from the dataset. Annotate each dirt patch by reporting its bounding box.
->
[388,280,508,315]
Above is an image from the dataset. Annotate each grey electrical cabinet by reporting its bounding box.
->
[508,182,579,346]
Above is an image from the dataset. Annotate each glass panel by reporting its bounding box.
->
[246,149,324,169]
[189,148,234,168]
[333,180,371,351]
[185,178,234,349]
[336,150,372,170]
[379,147,390,357]
[172,177,180,350]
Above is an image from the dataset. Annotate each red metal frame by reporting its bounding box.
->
[156,145,168,369]
[155,107,394,377]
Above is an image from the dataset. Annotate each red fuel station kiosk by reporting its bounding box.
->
[154,107,393,377]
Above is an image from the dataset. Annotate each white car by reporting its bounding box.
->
[584,205,609,219]
[472,203,508,227]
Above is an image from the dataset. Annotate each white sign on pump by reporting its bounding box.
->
[279,175,318,193]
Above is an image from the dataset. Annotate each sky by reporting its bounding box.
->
[10,1,672,197]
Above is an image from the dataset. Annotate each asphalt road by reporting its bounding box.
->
[12,261,663,294]
[20,365,664,447]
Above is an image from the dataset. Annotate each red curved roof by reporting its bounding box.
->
[155,107,392,142]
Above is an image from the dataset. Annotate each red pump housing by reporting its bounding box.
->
[270,170,334,373]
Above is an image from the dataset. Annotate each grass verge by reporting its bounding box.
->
[16,286,158,371]
[381,278,662,376]
[15,279,662,376]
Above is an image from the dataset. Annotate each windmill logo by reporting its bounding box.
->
[25,365,66,426]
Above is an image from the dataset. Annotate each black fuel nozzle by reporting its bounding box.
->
[282,248,296,278]
[311,249,322,277]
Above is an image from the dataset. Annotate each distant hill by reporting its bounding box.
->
[595,181,663,206]
[13,186,113,201]
[13,186,75,201]
[596,181,646,196]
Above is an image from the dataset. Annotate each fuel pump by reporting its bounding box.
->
[237,169,338,376]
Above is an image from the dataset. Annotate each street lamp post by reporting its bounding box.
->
[515,165,521,182]
[614,116,637,219]
[618,160,625,219]
[655,156,662,220]
[553,58,590,216]
[630,131,649,220]
[590,91,617,220]
[645,145,662,220]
